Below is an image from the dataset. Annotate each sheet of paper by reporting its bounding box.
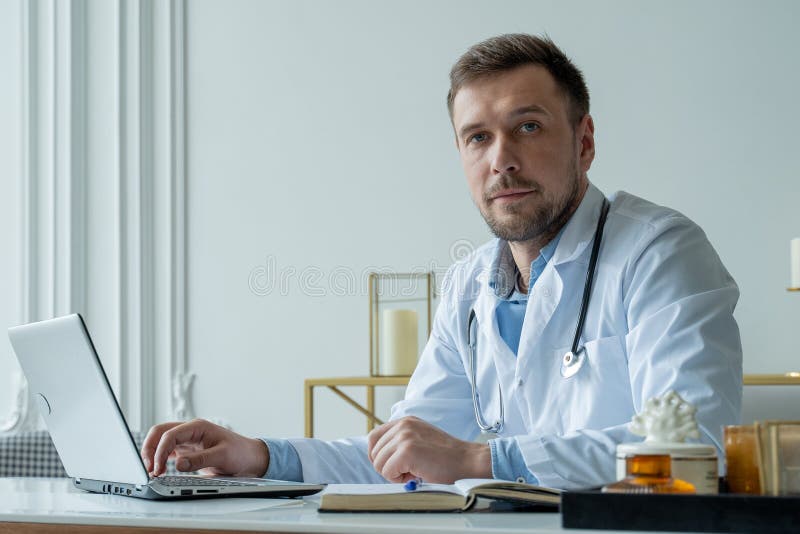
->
[454,478,500,493]
[321,483,459,495]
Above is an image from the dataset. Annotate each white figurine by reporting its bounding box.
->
[172,372,196,421]
[629,390,700,443]
[618,390,718,494]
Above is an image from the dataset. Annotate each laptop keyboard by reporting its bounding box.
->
[155,476,256,487]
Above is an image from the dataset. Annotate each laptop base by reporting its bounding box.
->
[74,477,323,500]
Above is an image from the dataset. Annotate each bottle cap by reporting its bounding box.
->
[617,441,716,457]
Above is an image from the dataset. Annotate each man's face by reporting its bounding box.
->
[451,65,593,243]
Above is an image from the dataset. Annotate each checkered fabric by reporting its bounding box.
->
[0,431,68,477]
[0,430,180,477]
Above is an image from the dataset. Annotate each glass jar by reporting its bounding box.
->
[603,454,696,494]
[723,425,761,494]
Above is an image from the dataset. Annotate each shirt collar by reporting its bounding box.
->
[485,181,608,299]
[487,225,565,300]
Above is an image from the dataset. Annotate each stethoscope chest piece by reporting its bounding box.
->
[560,349,585,378]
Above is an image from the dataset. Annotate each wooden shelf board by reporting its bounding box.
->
[743,373,800,385]
[305,376,411,387]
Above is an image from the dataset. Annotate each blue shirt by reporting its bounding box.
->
[488,231,563,483]
[494,232,562,357]
[263,232,563,484]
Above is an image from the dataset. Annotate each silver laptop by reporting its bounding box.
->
[8,314,324,500]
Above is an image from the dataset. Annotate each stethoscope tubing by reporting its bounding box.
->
[467,308,504,434]
[569,198,610,357]
[468,198,610,436]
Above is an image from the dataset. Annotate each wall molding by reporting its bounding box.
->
[1,0,88,434]
[118,0,150,433]
[166,0,193,423]
[118,0,193,430]
[1,0,192,436]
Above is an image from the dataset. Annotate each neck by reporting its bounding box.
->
[510,180,589,293]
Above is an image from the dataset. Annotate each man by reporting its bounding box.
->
[142,34,742,489]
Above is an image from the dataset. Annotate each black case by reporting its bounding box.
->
[561,491,800,533]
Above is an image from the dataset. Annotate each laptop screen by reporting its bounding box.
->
[9,314,150,485]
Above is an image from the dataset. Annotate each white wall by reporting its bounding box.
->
[1,0,798,439]
[185,0,800,440]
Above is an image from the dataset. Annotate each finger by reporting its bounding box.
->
[173,443,199,456]
[371,428,411,478]
[370,419,405,464]
[366,422,392,462]
[370,436,399,479]
[141,422,182,474]
[153,420,211,476]
[142,422,181,471]
[174,444,227,473]
[370,416,418,465]
[378,442,417,483]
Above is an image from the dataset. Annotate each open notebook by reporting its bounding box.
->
[319,479,561,512]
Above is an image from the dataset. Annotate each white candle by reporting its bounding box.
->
[380,309,419,376]
[792,238,800,289]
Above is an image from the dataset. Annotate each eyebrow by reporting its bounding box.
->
[457,104,551,139]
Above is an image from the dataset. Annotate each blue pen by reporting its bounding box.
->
[404,478,423,491]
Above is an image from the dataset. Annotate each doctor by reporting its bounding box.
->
[142,34,742,489]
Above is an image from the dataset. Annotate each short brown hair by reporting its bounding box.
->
[447,34,590,126]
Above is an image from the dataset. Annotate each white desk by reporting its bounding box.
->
[0,478,678,534]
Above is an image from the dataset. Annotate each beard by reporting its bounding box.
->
[479,160,581,243]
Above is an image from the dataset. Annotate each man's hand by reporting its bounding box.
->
[367,416,491,483]
[141,419,269,478]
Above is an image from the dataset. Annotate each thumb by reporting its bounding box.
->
[399,472,420,484]
[175,445,226,472]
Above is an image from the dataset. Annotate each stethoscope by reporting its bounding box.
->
[467,198,610,436]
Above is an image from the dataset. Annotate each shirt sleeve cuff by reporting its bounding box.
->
[261,438,303,482]
[489,436,539,484]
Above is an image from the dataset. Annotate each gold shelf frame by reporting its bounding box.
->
[368,272,434,377]
[743,373,800,386]
[304,376,411,438]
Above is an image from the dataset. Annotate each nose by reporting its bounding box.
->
[490,136,520,175]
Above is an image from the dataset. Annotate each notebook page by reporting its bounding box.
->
[321,483,462,495]
[453,478,503,494]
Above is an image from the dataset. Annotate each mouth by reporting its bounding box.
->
[489,188,536,203]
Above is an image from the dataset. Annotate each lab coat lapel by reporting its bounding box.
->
[472,272,517,394]
[518,269,563,360]
[551,183,607,267]
[516,183,607,366]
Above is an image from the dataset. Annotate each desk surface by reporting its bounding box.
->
[0,478,683,534]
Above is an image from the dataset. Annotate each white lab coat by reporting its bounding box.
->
[288,183,743,488]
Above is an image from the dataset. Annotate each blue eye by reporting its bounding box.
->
[519,122,539,133]
[469,133,487,144]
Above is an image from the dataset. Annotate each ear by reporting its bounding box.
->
[577,114,595,174]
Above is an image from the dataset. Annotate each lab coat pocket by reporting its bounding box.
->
[554,335,633,432]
